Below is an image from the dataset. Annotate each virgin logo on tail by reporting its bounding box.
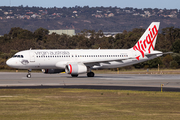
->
[133,24,158,60]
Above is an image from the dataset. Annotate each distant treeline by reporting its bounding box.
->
[0,27,180,70]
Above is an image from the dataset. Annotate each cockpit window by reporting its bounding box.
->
[13,55,17,58]
[13,55,24,58]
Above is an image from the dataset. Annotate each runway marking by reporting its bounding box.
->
[95,78,168,81]
[96,76,180,81]
[22,77,31,79]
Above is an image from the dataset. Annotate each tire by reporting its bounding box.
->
[87,72,94,77]
[71,74,78,77]
[27,74,31,78]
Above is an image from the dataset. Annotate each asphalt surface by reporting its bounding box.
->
[0,72,180,92]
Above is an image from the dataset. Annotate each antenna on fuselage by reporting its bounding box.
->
[30,48,32,50]
[98,47,100,50]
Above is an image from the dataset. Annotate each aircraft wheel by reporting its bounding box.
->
[87,72,94,77]
[27,73,31,78]
[71,74,78,77]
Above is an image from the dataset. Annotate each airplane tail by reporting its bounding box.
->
[131,22,160,60]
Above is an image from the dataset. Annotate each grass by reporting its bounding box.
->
[0,88,180,120]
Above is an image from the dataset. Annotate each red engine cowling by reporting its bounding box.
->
[42,69,64,74]
[65,64,87,75]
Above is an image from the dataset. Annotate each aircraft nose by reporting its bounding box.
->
[6,59,14,67]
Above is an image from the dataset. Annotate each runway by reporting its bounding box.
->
[0,72,180,91]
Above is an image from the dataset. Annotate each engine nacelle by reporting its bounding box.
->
[42,69,64,74]
[65,64,87,75]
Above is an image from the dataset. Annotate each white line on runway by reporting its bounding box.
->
[96,77,179,81]
[22,77,31,79]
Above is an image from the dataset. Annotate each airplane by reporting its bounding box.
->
[6,22,163,78]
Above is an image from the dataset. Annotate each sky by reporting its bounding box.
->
[0,0,179,9]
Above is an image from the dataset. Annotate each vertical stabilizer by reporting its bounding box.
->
[131,22,160,60]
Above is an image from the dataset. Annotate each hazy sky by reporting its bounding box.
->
[0,0,179,9]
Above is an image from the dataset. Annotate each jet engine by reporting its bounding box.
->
[42,69,64,74]
[65,63,87,76]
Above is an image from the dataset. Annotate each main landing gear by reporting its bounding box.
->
[87,72,94,77]
[71,74,78,77]
[27,69,31,78]
[70,72,95,77]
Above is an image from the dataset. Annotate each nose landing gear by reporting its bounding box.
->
[27,69,31,78]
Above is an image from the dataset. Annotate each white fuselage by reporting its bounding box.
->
[6,49,162,70]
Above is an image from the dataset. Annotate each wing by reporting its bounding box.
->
[79,57,136,67]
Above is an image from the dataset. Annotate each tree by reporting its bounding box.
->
[170,60,179,69]
[161,27,180,46]
[8,27,23,39]
[172,39,180,53]
[8,27,34,39]
[162,55,173,68]
[172,53,180,66]
[146,57,162,68]
[34,28,49,41]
